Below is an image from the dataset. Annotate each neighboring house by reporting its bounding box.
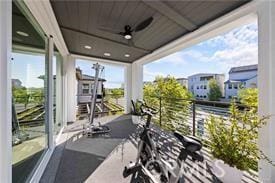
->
[224,64,257,99]
[12,79,22,88]
[76,68,106,104]
[176,78,188,88]
[188,73,225,100]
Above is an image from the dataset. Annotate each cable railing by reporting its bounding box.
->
[143,95,259,180]
[143,94,256,149]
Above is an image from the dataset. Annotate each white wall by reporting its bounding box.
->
[0,1,12,182]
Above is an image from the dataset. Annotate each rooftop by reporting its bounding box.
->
[229,64,258,74]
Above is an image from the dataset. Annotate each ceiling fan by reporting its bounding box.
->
[99,16,153,45]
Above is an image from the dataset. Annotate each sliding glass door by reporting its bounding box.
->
[11,2,48,182]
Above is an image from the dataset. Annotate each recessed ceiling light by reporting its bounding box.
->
[16,31,29,37]
[104,52,111,57]
[84,45,92,49]
[125,54,130,57]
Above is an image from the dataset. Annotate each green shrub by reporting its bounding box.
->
[206,102,271,171]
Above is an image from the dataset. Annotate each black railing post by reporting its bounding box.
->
[192,101,196,136]
[159,96,162,127]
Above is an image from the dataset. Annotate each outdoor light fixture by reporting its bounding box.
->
[16,31,29,37]
[124,54,130,57]
[84,45,92,49]
[104,52,111,57]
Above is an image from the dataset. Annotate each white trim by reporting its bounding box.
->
[71,54,131,67]
[24,0,69,56]
[134,0,259,65]
[46,36,54,150]
[0,1,12,183]
[29,149,54,183]
[13,44,46,55]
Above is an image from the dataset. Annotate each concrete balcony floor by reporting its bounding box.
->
[41,115,259,183]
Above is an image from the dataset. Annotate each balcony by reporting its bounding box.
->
[1,0,275,183]
[40,109,259,183]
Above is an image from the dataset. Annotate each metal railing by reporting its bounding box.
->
[143,95,248,141]
[143,95,260,179]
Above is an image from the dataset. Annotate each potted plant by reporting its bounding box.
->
[131,100,142,124]
[206,102,272,182]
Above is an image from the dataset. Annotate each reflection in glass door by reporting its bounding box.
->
[11,2,48,183]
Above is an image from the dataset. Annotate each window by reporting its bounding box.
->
[191,85,193,90]
[228,84,232,89]
[200,85,203,89]
[197,86,199,89]
[234,84,238,89]
[204,85,207,89]
[196,95,199,97]
[82,84,90,94]
[204,95,207,98]
[229,96,232,99]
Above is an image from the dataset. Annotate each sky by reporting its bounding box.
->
[144,21,258,81]
[76,59,124,89]
[11,53,57,88]
[12,21,258,88]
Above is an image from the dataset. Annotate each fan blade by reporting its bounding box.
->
[134,17,153,32]
[98,27,122,35]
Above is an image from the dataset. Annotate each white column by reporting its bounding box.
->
[124,65,132,113]
[131,62,143,101]
[62,56,68,125]
[56,55,63,129]
[45,36,54,149]
[0,1,12,183]
[65,55,77,123]
[258,1,275,182]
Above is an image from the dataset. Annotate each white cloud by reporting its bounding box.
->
[210,23,258,70]
[182,22,258,68]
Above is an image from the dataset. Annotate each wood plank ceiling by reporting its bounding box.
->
[50,0,250,63]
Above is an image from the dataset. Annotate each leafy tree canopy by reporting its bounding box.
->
[144,76,192,134]
[238,88,258,108]
[208,79,222,101]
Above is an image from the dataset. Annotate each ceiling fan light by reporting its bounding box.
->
[125,54,130,57]
[124,34,132,40]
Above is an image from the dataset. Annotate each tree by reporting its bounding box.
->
[12,87,30,109]
[208,79,222,101]
[144,76,192,134]
[238,88,258,108]
[110,88,124,104]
